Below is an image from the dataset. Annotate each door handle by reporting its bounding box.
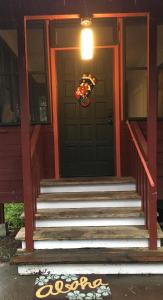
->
[107,116,113,125]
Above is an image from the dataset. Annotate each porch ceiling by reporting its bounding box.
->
[0,0,163,19]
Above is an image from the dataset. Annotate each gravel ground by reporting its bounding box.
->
[0,231,21,262]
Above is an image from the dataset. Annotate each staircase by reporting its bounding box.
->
[13,177,163,275]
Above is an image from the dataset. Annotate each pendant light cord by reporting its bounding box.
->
[83,0,89,18]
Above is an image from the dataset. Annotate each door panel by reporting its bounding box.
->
[56,49,114,177]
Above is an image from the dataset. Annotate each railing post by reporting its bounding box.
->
[0,204,4,224]
[147,15,157,249]
[147,15,157,184]
[18,17,34,251]
[149,187,158,250]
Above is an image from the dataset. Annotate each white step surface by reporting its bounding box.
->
[18,262,163,275]
[37,198,141,209]
[22,239,161,250]
[40,183,136,194]
[35,217,145,228]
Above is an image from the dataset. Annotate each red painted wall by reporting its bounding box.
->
[0,127,22,203]
[0,125,54,203]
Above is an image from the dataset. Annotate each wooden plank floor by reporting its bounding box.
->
[38,191,140,202]
[41,177,135,187]
[11,247,163,265]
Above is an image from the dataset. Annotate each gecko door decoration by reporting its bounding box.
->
[74,74,97,107]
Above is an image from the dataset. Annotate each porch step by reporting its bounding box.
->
[16,225,163,250]
[40,177,136,193]
[37,191,141,209]
[12,247,163,265]
[12,248,163,275]
[33,207,145,227]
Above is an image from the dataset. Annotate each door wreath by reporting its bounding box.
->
[74,74,97,107]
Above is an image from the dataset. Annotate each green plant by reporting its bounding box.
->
[4,203,24,230]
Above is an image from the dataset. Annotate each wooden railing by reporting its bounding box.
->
[30,125,43,220]
[126,121,157,250]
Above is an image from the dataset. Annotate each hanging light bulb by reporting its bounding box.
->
[81,18,94,60]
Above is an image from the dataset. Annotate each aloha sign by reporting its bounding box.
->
[33,274,111,300]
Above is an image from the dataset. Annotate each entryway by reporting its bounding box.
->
[51,46,121,178]
[56,48,114,177]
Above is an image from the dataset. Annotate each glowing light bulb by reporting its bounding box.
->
[81,28,94,60]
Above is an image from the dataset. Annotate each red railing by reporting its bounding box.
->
[30,125,44,220]
[126,120,157,250]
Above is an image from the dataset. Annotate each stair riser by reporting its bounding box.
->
[40,184,136,194]
[35,218,145,228]
[21,239,161,250]
[37,200,141,209]
[18,263,163,275]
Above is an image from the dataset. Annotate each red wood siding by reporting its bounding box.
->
[0,125,54,203]
[0,127,22,203]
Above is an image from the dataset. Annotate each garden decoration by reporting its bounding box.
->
[74,74,97,107]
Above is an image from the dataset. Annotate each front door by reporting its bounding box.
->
[56,48,114,177]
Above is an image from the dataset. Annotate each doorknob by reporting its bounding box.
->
[107,116,113,125]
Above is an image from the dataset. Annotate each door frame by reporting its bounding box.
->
[50,45,121,178]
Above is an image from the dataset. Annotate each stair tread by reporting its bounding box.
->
[34,207,144,220]
[16,225,163,241]
[11,247,163,265]
[41,177,135,187]
[38,191,140,202]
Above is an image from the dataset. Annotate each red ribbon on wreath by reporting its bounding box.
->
[74,74,97,107]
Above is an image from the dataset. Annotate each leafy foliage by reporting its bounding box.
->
[4,203,24,230]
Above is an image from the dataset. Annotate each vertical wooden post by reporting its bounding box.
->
[0,204,4,224]
[51,49,60,179]
[147,15,157,249]
[117,17,124,177]
[18,17,34,251]
[118,17,124,122]
[45,21,53,123]
[114,46,121,176]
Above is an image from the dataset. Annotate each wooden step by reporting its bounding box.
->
[16,225,163,241]
[41,177,135,187]
[30,207,145,227]
[11,247,163,265]
[16,225,163,250]
[37,191,141,209]
[38,191,140,202]
[40,177,136,193]
[34,207,144,220]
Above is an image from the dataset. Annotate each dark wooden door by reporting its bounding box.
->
[56,49,114,177]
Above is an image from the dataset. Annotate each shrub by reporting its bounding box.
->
[4,203,24,231]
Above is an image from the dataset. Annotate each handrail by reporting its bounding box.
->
[30,125,41,160]
[132,122,147,159]
[126,121,155,188]
[126,120,157,249]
